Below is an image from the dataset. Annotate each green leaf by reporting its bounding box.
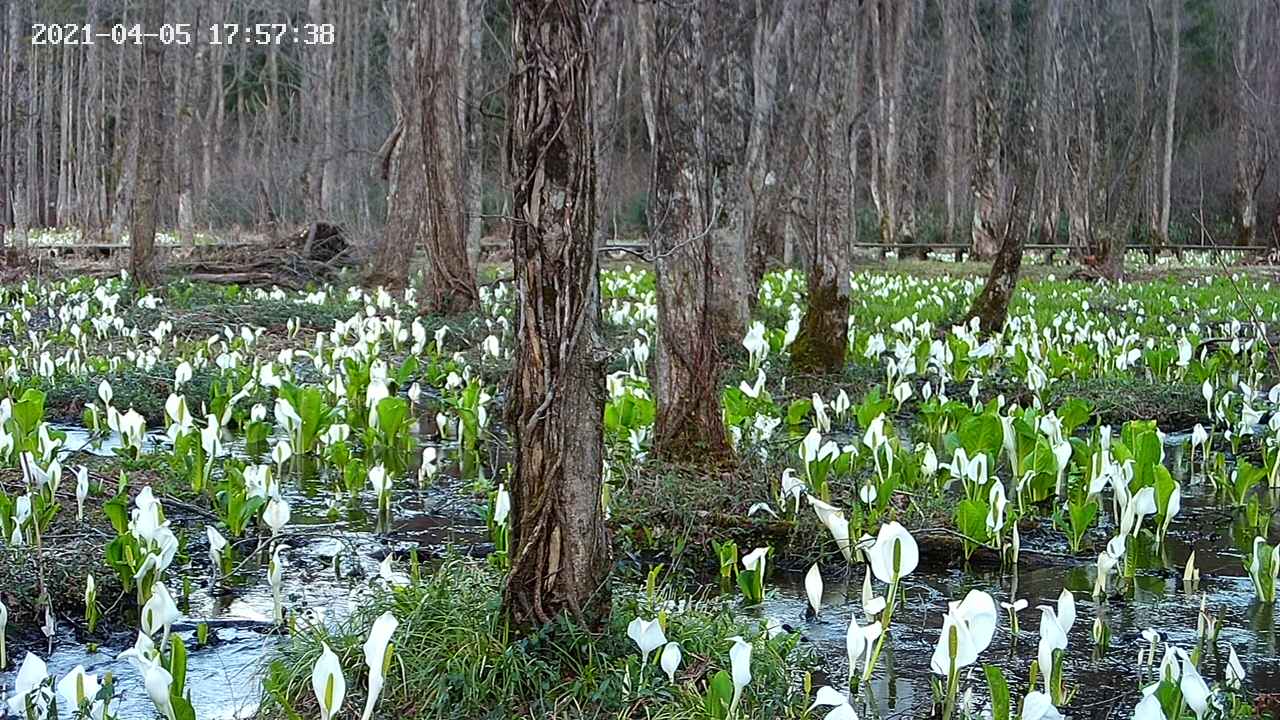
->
[954,498,990,556]
[984,665,1010,720]
[736,569,763,605]
[958,413,1003,460]
[787,398,813,427]
[705,670,735,720]
[103,492,130,535]
[1056,398,1093,435]
[168,635,188,698]
[171,696,197,720]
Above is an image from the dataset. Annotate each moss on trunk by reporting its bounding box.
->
[790,280,848,374]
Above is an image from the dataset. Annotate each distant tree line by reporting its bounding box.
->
[1,0,1278,271]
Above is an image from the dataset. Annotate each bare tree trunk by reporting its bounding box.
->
[1032,1,1062,249]
[176,17,201,247]
[303,0,332,217]
[940,0,963,250]
[792,0,859,373]
[969,0,1009,260]
[372,25,415,283]
[641,0,733,463]
[1063,6,1101,267]
[7,0,31,255]
[1231,0,1267,248]
[201,0,227,208]
[504,0,611,630]
[969,187,1025,334]
[110,112,139,245]
[56,45,74,227]
[869,0,914,256]
[130,1,164,285]
[378,0,479,314]
[702,0,750,344]
[742,0,794,300]
[463,0,485,263]
[415,0,478,314]
[1155,0,1179,251]
[592,3,624,247]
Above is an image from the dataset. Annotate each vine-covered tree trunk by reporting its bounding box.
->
[641,1,733,463]
[503,0,611,630]
[792,0,859,374]
[378,0,479,313]
[129,1,163,286]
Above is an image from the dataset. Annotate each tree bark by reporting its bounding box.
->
[969,0,1009,260]
[641,1,733,463]
[869,0,914,256]
[1231,0,1266,248]
[702,0,750,344]
[372,5,415,287]
[940,0,963,250]
[504,0,611,630]
[1032,1,1062,249]
[462,0,484,266]
[791,0,859,374]
[129,1,164,285]
[7,0,31,255]
[742,0,794,301]
[378,0,479,314]
[1148,0,1177,251]
[969,190,1025,335]
[1063,4,1104,269]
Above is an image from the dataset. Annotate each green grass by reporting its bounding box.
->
[261,558,818,720]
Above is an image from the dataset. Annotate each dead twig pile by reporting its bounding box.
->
[167,223,358,288]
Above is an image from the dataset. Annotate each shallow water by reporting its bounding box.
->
[6,429,1279,719]
[4,425,485,719]
[755,467,1280,718]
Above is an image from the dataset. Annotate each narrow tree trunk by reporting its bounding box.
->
[792,0,859,374]
[969,0,1007,260]
[969,188,1025,334]
[504,0,611,630]
[1033,1,1062,250]
[57,45,75,227]
[463,0,485,264]
[7,0,30,254]
[940,0,962,250]
[1155,0,1178,251]
[1231,0,1265,248]
[870,0,914,257]
[742,0,794,302]
[110,113,139,245]
[642,1,733,463]
[129,1,164,285]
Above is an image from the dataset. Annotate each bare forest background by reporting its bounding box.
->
[2,0,1279,274]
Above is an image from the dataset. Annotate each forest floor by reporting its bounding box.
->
[6,254,1278,719]
[5,255,1244,632]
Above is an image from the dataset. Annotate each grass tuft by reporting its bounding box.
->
[261,557,817,720]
